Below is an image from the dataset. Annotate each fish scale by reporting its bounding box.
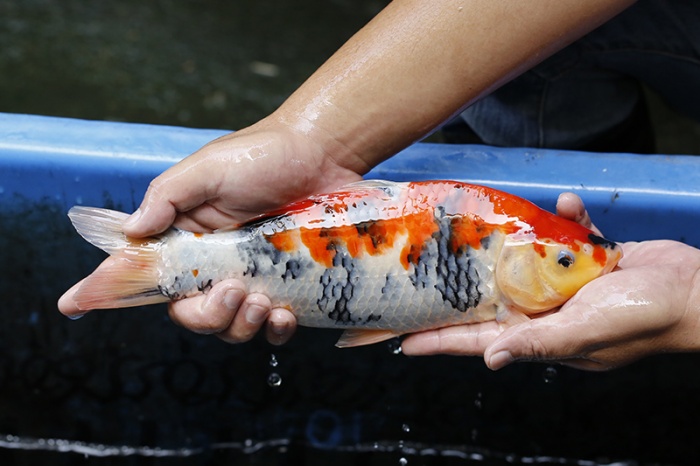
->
[66,180,622,347]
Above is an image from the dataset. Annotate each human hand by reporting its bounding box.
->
[59,118,362,344]
[402,194,700,370]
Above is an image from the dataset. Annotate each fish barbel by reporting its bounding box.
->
[67,180,622,347]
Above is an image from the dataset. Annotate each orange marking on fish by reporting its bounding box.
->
[533,243,547,258]
[592,246,607,267]
[194,232,204,238]
[297,219,404,267]
[400,211,439,270]
[448,215,499,253]
[267,230,297,253]
[352,220,400,257]
[192,269,199,277]
[433,182,594,252]
[300,227,336,268]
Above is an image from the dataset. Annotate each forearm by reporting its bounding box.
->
[267,0,635,173]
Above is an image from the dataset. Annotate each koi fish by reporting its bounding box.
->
[67,180,622,347]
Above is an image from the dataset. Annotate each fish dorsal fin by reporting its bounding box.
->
[335,329,401,348]
[338,179,400,191]
[68,206,131,255]
[224,179,404,232]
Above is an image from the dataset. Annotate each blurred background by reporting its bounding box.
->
[0,0,383,130]
[2,0,700,153]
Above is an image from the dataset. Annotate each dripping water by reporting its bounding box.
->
[267,353,282,387]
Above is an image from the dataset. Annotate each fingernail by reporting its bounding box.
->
[488,350,514,370]
[223,289,244,311]
[245,304,267,325]
[269,320,288,336]
[123,208,142,228]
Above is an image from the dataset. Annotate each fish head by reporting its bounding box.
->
[495,232,622,314]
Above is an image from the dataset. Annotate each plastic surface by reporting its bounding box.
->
[1,113,700,465]
[2,112,697,245]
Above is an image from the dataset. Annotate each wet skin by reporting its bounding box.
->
[59,192,700,370]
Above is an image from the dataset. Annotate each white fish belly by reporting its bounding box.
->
[155,226,505,335]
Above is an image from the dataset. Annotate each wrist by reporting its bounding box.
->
[266,105,379,177]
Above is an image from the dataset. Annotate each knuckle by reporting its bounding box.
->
[525,334,551,361]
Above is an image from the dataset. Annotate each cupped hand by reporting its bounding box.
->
[58,118,362,345]
[402,194,700,370]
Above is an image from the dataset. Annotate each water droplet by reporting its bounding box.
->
[474,392,483,409]
[387,338,402,354]
[401,423,410,433]
[267,372,282,387]
[543,366,558,383]
[269,353,278,367]
[399,457,408,466]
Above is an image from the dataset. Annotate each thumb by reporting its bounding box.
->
[122,186,179,238]
[483,314,588,370]
[123,156,214,237]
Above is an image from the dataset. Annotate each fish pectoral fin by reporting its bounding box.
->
[335,329,400,348]
[495,305,531,326]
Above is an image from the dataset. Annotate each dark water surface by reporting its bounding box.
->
[0,0,383,129]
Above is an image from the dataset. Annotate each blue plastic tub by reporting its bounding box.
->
[1,113,699,465]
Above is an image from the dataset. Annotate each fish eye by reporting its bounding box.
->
[557,251,575,268]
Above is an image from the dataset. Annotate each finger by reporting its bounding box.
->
[555,192,602,236]
[265,308,298,346]
[172,204,240,233]
[58,279,89,318]
[483,293,638,370]
[401,322,504,356]
[217,293,272,344]
[168,280,246,334]
[483,312,594,371]
[123,156,218,237]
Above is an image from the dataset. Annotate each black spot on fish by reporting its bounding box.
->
[243,258,259,278]
[197,278,213,293]
[158,285,181,300]
[282,259,303,282]
[410,253,432,290]
[410,206,481,312]
[588,234,618,250]
[381,274,394,294]
[355,220,384,249]
[317,251,360,326]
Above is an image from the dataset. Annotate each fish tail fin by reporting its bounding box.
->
[67,206,168,310]
[73,256,169,310]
